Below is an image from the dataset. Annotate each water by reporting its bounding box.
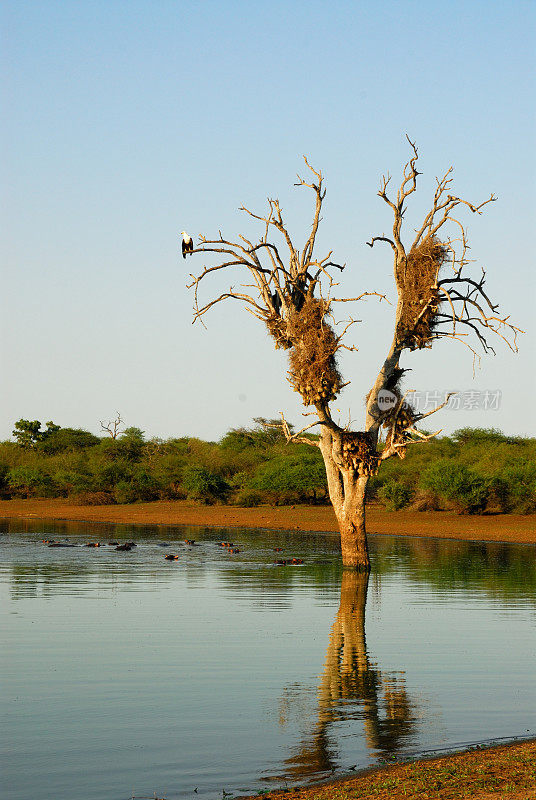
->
[1,518,535,800]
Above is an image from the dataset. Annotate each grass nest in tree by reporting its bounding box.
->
[285,298,343,405]
[395,236,448,350]
[384,402,416,460]
[341,431,380,476]
[266,314,293,349]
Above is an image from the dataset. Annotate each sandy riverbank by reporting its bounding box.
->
[0,499,535,544]
[243,739,536,800]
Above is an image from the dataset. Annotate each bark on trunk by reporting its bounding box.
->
[319,428,370,571]
[337,477,370,571]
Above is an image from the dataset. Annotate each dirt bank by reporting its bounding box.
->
[0,499,535,544]
[243,739,536,800]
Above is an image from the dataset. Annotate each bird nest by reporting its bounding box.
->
[266,314,293,350]
[340,431,380,477]
[395,236,448,350]
[383,403,416,460]
[286,298,343,405]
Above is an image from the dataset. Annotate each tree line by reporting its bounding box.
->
[1,419,534,515]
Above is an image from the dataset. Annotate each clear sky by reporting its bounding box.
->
[2,0,535,442]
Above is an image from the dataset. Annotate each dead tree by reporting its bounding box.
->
[188,142,520,570]
[100,412,123,440]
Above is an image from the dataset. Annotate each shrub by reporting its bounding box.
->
[378,480,414,511]
[115,427,145,462]
[7,466,53,498]
[113,480,138,504]
[182,465,230,504]
[109,469,162,504]
[0,463,9,494]
[52,469,92,497]
[131,469,161,501]
[410,489,441,512]
[38,428,100,454]
[92,460,133,491]
[249,450,327,504]
[235,490,262,507]
[73,491,115,505]
[421,462,489,514]
[491,460,536,514]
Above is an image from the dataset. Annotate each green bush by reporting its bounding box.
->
[235,490,262,507]
[92,460,133,491]
[182,465,230,504]
[7,466,53,497]
[114,480,138,504]
[38,428,100,454]
[491,460,536,514]
[421,462,489,514]
[132,469,161,501]
[52,469,92,496]
[249,450,327,504]
[378,480,414,510]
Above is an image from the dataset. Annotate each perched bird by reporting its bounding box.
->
[291,274,307,311]
[271,291,282,316]
[181,231,194,259]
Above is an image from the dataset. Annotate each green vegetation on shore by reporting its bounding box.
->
[1,419,535,514]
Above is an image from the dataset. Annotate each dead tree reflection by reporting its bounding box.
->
[282,572,417,779]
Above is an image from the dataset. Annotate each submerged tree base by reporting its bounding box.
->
[342,562,370,573]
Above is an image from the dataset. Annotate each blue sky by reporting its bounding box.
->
[2,0,535,441]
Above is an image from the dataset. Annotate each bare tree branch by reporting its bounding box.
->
[100,412,123,440]
[278,412,322,447]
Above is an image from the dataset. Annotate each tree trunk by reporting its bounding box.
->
[337,476,370,571]
[319,429,370,571]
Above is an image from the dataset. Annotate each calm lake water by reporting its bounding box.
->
[1,518,535,800]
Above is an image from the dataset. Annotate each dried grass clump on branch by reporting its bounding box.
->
[383,401,417,460]
[286,298,343,406]
[265,314,293,350]
[396,236,448,350]
[340,431,380,476]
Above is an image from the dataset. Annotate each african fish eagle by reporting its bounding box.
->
[181,231,194,259]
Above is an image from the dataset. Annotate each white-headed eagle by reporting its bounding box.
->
[181,231,194,259]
